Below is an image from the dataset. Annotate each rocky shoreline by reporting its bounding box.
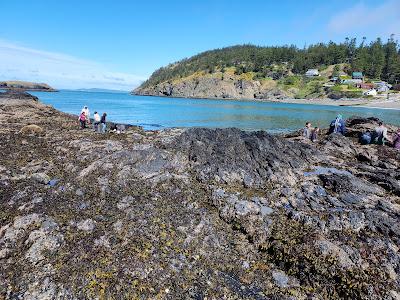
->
[133,78,400,109]
[0,92,399,299]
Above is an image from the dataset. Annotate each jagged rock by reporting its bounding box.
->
[117,195,135,210]
[25,229,63,263]
[315,239,354,269]
[272,270,290,288]
[31,173,51,185]
[173,128,318,187]
[76,219,96,232]
[19,124,44,136]
[2,214,42,243]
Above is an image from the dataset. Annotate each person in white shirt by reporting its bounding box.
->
[373,122,391,145]
[81,106,90,124]
[93,111,101,132]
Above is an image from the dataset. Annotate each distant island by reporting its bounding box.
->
[0,80,57,92]
[133,37,400,101]
[70,88,128,93]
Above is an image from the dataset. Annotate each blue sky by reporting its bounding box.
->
[0,0,399,90]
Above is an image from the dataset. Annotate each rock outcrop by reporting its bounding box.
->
[0,92,399,299]
[133,76,288,100]
[0,81,56,92]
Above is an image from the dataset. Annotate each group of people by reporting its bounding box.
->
[303,122,320,142]
[360,122,400,149]
[79,106,107,133]
[303,114,400,149]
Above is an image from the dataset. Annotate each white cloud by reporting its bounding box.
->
[327,0,400,38]
[0,39,146,90]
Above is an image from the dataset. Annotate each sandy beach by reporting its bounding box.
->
[267,94,400,109]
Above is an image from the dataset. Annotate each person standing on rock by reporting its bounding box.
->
[329,114,346,135]
[81,106,90,124]
[303,122,312,139]
[93,111,100,132]
[100,113,107,133]
[79,111,86,129]
[310,127,320,142]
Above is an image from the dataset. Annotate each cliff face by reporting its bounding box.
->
[133,76,288,100]
[1,92,400,299]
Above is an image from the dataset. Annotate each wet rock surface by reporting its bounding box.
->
[0,93,399,299]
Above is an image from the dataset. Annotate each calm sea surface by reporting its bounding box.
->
[31,90,400,132]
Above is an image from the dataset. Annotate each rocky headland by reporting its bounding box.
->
[0,81,57,92]
[0,92,399,299]
[133,43,400,104]
[133,75,288,100]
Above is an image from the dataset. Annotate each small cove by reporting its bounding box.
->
[32,90,400,132]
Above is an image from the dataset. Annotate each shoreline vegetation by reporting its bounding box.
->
[1,91,399,299]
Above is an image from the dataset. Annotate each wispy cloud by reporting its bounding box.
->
[327,1,400,39]
[0,39,146,90]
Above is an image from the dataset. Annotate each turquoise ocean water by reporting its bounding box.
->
[31,90,400,132]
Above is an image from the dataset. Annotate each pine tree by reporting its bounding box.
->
[383,34,400,83]
[368,38,385,79]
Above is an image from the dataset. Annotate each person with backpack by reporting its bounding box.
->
[373,122,391,145]
[79,111,86,129]
[328,114,346,135]
[93,111,100,132]
[359,130,372,145]
[100,113,107,133]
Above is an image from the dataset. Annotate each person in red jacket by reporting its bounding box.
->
[79,111,86,129]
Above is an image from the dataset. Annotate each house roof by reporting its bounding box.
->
[352,72,363,77]
[305,69,319,75]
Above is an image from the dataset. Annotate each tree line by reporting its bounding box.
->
[141,36,400,88]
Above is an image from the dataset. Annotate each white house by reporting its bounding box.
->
[374,82,392,92]
[341,79,363,85]
[305,69,319,77]
[363,89,377,96]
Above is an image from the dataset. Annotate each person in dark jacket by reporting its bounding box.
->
[328,114,346,135]
[392,128,400,149]
[310,127,320,142]
[100,113,107,133]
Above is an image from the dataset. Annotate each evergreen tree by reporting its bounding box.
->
[368,38,385,79]
[383,34,400,83]
[141,37,400,88]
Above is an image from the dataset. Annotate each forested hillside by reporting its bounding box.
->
[140,36,400,89]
